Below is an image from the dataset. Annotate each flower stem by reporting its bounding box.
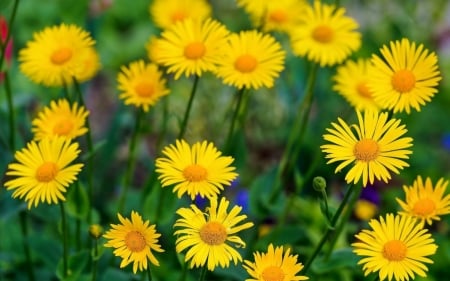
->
[3,72,15,151]
[91,238,98,281]
[303,183,355,273]
[268,63,318,204]
[60,203,69,278]
[0,0,19,69]
[224,87,247,152]
[178,75,199,140]
[19,211,36,281]
[198,266,207,281]
[146,266,153,281]
[118,108,143,213]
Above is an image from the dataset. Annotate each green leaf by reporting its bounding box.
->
[56,250,89,281]
[99,268,132,281]
[142,182,180,225]
[311,248,360,274]
[65,182,89,219]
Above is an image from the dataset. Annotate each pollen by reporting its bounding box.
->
[353,139,379,161]
[53,118,74,136]
[36,162,59,182]
[312,25,334,43]
[413,198,436,217]
[184,42,206,60]
[183,164,208,182]
[268,9,288,23]
[234,54,258,73]
[199,221,227,245]
[382,240,407,261]
[125,231,147,252]
[134,81,155,98]
[262,265,285,281]
[391,69,416,93]
[356,82,372,98]
[50,47,73,65]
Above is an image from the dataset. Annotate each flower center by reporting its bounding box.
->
[353,139,379,161]
[53,118,74,136]
[125,231,146,252]
[51,47,73,65]
[184,42,206,60]
[234,54,258,73]
[35,162,59,182]
[268,9,288,23]
[183,164,208,182]
[382,240,407,261]
[262,266,285,281]
[391,69,416,93]
[356,82,372,98]
[199,221,227,245]
[134,81,155,98]
[412,198,436,216]
[171,10,187,23]
[312,25,334,43]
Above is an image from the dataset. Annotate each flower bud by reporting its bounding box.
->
[313,176,327,192]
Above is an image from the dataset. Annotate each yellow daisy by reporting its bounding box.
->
[320,111,413,187]
[333,59,381,113]
[154,18,230,79]
[149,0,211,29]
[31,99,89,141]
[396,176,450,226]
[243,244,309,281]
[352,213,437,281]
[236,0,271,24]
[368,38,441,114]
[4,137,83,209]
[174,197,254,271]
[215,30,286,89]
[19,23,98,87]
[104,211,164,274]
[290,1,361,67]
[354,199,378,221]
[155,139,238,200]
[117,60,169,112]
[76,46,101,83]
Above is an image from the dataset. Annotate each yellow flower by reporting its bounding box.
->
[368,38,441,114]
[243,244,308,281]
[215,30,286,89]
[354,199,378,221]
[396,176,450,226]
[290,1,361,66]
[117,60,169,112]
[321,111,413,187]
[104,211,164,273]
[149,0,211,29]
[154,18,230,79]
[4,137,83,209]
[174,197,254,271]
[155,139,238,200]
[19,23,99,87]
[31,99,89,141]
[352,213,437,281]
[333,59,381,113]
[89,224,103,239]
[236,0,271,23]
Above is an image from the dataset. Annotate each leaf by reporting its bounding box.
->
[56,250,89,281]
[65,182,89,219]
[99,268,132,281]
[311,248,360,274]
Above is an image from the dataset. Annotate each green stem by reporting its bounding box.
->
[178,75,199,140]
[198,266,207,281]
[303,184,355,273]
[268,63,318,204]
[60,203,69,278]
[146,265,153,281]
[224,87,246,152]
[178,260,187,281]
[0,0,19,69]
[118,109,143,213]
[19,211,36,281]
[91,238,98,281]
[4,72,15,151]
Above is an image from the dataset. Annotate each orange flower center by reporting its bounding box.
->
[135,81,155,98]
[262,266,285,281]
[382,240,407,261]
[234,54,258,73]
[391,69,416,93]
[199,221,227,245]
[171,10,187,23]
[183,164,207,182]
[412,198,436,216]
[125,231,146,252]
[51,47,73,65]
[268,9,288,23]
[53,118,74,136]
[356,82,372,98]
[35,162,59,182]
[184,42,206,60]
[353,139,379,161]
[312,25,334,43]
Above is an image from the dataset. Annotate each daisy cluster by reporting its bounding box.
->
[1,0,450,281]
